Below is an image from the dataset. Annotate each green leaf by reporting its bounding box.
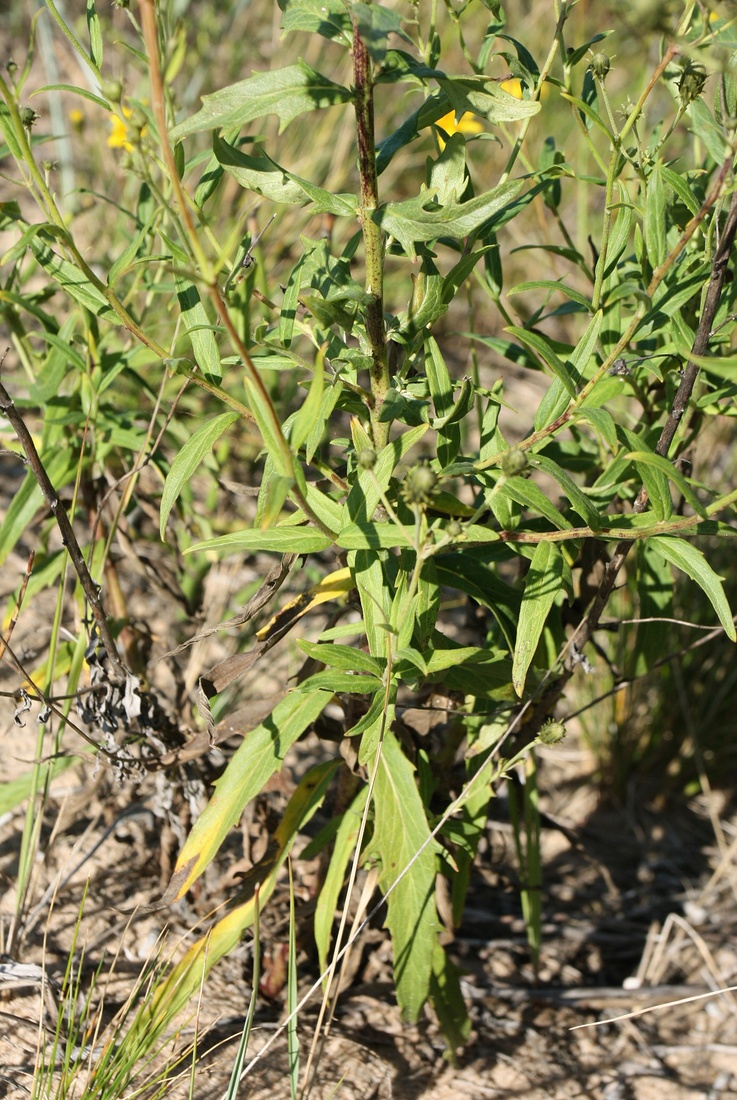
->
[532,454,602,529]
[291,351,324,452]
[33,83,109,110]
[625,450,707,519]
[214,133,357,214]
[297,641,385,675]
[425,335,460,467]
[687,96,729,164]
[434,554,520,650]
[314,786,369,978]
[353,1,410,62]
[370,730,439,1021]
[644,162,666,270]
[163,690,332,902]
[170,62,353,140]
[298,670,382,693]
[508,280,593,312]
[376,179,523,255]
[186,526,334,556]
[602,190,634,279]
[505,325,577,396]
[86,0,102,68]
[437,75,540,123]
[338,522,413,549]
[659,165,701,217]
[346,423,429,523]
[28,235,118,321]
[349,549,393,658]
[0,447,76,567]
[160,411,239,539]
[513,541,565,696]
[244,375,292,476]
[278,0,352,42]
[573,407,618,452]
[568,309,603,381]
[649,536,736,641]
[429,943,472,1050]
[174,275,222,381]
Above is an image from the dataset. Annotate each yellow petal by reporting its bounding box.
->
[500,77,523,99]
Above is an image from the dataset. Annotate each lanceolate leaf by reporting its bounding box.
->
[370,730,440,1021]
[513,541,565,696]
[29,236,119,321]
[128,759,339,1050]
[170,62,353,140]
[625,450,708,519]
[648,537,736,641]
[314,786,369,978]
[160,411,239,539]
[185,526,334,555]
[505,325,577,396]
[162,689,333,903]
[174,275,222,381]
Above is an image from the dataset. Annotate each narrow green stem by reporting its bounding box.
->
[353,23,390,449]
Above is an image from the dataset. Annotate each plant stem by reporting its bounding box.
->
[352,23,390,449]
[0,380,128,683]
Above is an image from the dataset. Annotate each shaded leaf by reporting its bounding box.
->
[649,536,735,641]
[170,61,352,141]
[369,730,440,1021]
[513,541,565,696]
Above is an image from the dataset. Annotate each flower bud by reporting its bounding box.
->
[101,78,123,104]
[501,447,528,478]
[539,719,566,745]
[678,61,707,106]
[401,463,438,507]
[20,106,38,128]
[357,447,376,470]
[589,52,611,81]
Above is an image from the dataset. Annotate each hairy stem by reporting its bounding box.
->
[353,23,390,449]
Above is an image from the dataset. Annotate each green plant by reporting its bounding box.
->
[2,0,737,1084]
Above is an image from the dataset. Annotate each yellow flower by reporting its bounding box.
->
[108,107,134,150]
[68,107,85,133]
[108,105,147,151]
[435,109,484,151]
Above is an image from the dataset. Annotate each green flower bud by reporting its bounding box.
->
[401,463,438,507]
[6,59,17,76]
[357,447,376,470]
[446,519,463,538]
[678,61,707,106]
[101,78,123,104]
[589,52,611,80]
[539,719,566,745]
[20,106,38,128]
[501,447,528,478]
